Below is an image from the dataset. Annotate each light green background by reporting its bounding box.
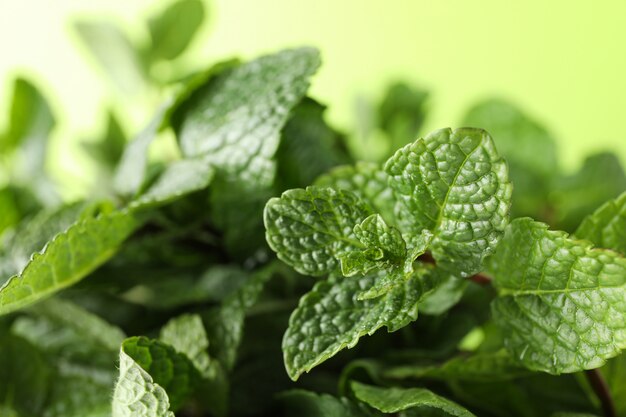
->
[1,0,625,195]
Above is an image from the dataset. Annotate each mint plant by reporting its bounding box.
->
[1,2,625,415]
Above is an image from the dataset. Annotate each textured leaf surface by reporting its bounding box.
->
[351,381,475,416]
[118,337,197,411]
[0,207,138,315]
[131,157,214,209]
[112,348,175,417]
[74,20,146,94]
[490,218,626,373]
[147,0,204,61]
[463,99,558,218]
[283,271,437,380]
[315,162,395,223]
[206,265,273,370]
[575,191,626,255]
[160,313,211,376]
[264,186,372,276]
[173,48,320,189]
[385,127,511,276]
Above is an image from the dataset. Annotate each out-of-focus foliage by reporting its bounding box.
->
[0,1,624,416]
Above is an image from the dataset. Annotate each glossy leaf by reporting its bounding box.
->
[283,271,438,380]
[264,186,372,276]
[147,0,205,61]
[172,48,320,189]
[490,218,626,373]
[385,127,512,276]
[351,381,475,416]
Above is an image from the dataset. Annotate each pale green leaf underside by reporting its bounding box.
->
[160,313,211,377]
[283,271,437,380]
[315,162,396,224]
[491,218,626,374]
[575,191,626,255]
[264,186,371,276]
[131,157,214,209]
[0,209,138,315]
[112,350,174,417]
[174,48,320,189]
[351,381,476,416]
[384,127,511,276]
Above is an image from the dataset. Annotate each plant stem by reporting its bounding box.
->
[417,253,493,286]
[585,368,616,417]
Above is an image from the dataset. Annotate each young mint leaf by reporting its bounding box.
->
[283,271,438,380]
[279,390,380,417]
[264,186,372,276]
[351,381,476,416]
[339,214,406,277]
[490,218,626,374]
[384,350,529,382]
[172,48,320,190]
[147,0,205,62]
[131,157,214,209]
[463,99,558,219]
[160,313,211,377]
[553,152,626,231]
[74,20,147,94]
[418,274,467,315]
[117,337,198,412]
[0,206,138,315]
[81,111,126,171]
[385,127,512,276]
[575,191,626,254]
[315,162,395,224]
[206,265,274,370]
[112,346,175,417]
[114,100,173,197]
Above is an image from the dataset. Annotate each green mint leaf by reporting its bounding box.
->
[315,162,395,224]
[45,370,115,417]
[339,214,406,277]
[384,350,529,382]
[279,390,380,417]
[463,99,558,219]
[283,271,437,380]
[147,0,205,62]
[575,191,626,254]
[377,82,428,157]
[172,48,320,189]
[490,218,626,374]
[276,98,350,190]
[553,152,626,231]
[116,337,198,412]
[114,100,173,197]
[160,313,211,377]
[418,273,467,315]
[551,413,601,417]
[206,265,274,370]
[112,346,175,417]
[74,20,146,94]
[264,186,372,276]
[385,127,511,276]
[0,206,138,315]
[81,111,126,171]
[2,77,55,156]
[351,381,476,416]
[600,353,626,417]
[131,157,214,209]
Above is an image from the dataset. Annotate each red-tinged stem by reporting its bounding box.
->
[417,253,493,286]
[585,368,616,417]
